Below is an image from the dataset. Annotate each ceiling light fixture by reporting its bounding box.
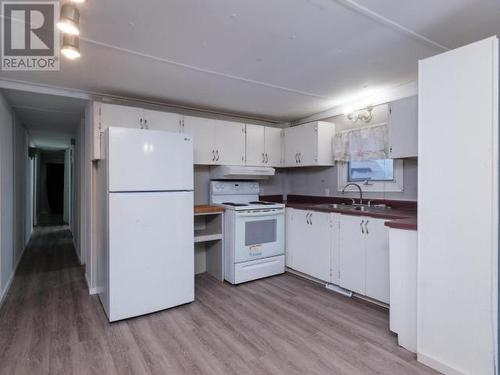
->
[57,3,80,35]
[346,106,373,123]
[70,0,86,3]
[61,34,81,60]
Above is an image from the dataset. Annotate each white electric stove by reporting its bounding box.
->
[210,181,285,284]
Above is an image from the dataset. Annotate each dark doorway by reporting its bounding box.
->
[46,163,64,214]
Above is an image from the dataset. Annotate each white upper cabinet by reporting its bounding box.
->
[143,109,182,133]
[284,121,335,167]
[389,96,418,159]
[264,126,283,167]
[245,124,266,166]
[93,103,184,159]
[183,117,246,166]
[183,116,216,165]
[99,103,143,129]
[215,121,246,165]
[245,125,283,167]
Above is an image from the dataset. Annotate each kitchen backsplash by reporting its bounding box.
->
[194,159,418,204]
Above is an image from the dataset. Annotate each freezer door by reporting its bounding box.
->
[108,191,194,322]
[107,127,193,192]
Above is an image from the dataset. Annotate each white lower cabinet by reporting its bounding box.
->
[286,208,390,304]
[338,215,366,294]
[285,208,332,282]
[364,218,390,303]
[338,215,390,303]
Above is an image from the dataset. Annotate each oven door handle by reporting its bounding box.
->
[236,211,282,218]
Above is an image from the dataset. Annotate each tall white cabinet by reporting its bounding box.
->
[418,36,498,375]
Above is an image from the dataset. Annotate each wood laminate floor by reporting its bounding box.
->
[0,225,440,375]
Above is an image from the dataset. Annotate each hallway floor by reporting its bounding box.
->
[0,225,439,375]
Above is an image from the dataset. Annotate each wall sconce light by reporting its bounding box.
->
[61,34,81,59]
[57,3,80,35]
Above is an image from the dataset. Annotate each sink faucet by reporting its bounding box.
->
[342,183,363,205]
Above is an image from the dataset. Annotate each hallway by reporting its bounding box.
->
[0,224,94,375]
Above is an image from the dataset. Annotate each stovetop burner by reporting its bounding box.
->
[222,202,249,207]
[248,201,276,206]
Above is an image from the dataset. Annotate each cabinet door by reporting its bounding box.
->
[389,96,418,158]
[100,103,142,129]
[339,215,366,294]
[143,109,182,133]
[215,121,246,166]
[330,214,341,285]
[295,123,318,166]
[285,208,295,268]
[183,116,216,165]
[264,127,283,167]
[284,126,301,166]
[307,211,332,282]
[365,218,390,303]
[245,124,266,166]
[287,209,311,275]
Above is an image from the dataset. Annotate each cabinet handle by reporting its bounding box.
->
[144,119,148,129]
[295,153,299,163]
[212,150,216,161]
[265,153,269,163]
[262,153,265,163]
[360,220,365,234]
[140,118,144,129]
[216,150,220,161]
[306,213,310,225]
[309,213,312,225]
[365,220,369,235]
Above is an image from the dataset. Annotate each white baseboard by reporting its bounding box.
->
[418,352,466,375]
[0,245,27,308]
[85,272,99,295]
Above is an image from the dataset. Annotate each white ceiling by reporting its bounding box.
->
[2,89,87,149]
[0,0,499,121]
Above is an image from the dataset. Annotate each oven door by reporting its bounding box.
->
[234,209,284,263]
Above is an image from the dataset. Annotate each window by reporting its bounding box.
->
[348,159,394,182]
[338,159,404,192]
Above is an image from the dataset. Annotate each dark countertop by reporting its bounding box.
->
[383,217,417,231]
[272,195,417,231]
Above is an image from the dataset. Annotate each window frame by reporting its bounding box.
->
[337,159,404,193]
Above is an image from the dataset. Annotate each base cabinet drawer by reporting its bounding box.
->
[229,255,285,285]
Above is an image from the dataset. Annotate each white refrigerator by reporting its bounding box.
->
[98,127,194,322]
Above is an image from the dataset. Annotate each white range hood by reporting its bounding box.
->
[210,165,275,180]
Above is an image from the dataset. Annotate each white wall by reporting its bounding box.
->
[0,91,32,303]
[83,102,95,291]
[63,148,71,223]
[0,92,14,298]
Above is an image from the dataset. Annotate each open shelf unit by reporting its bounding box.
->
[194,210,224,281]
